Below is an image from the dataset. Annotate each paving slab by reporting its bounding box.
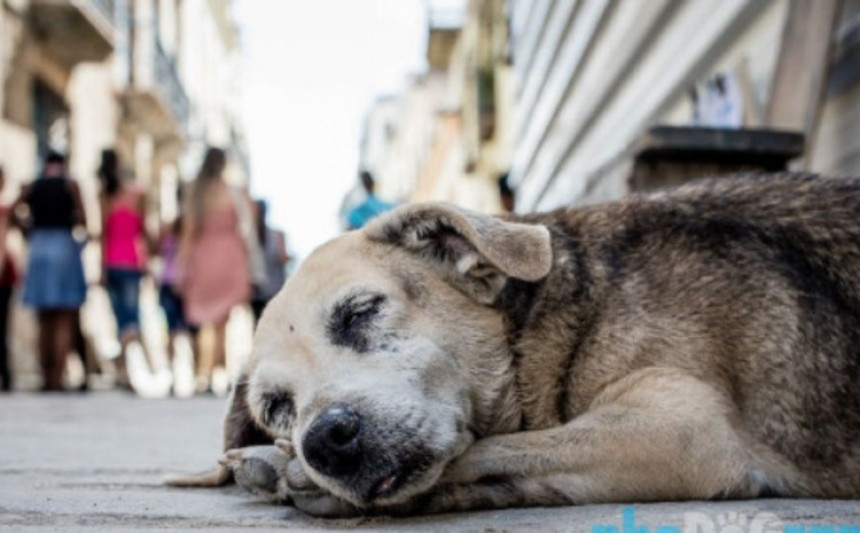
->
[1,392,858,532]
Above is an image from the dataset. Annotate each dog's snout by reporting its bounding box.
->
[303,406,362,478]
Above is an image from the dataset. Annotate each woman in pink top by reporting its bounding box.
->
[99,150,148,386]
[180,148,251,394]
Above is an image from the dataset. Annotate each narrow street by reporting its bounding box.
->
[1,393,858,532]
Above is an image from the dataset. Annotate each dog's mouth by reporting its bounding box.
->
[369,471,400,499]
[355,450,436,505]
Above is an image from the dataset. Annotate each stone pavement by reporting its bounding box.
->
[1,392,858,532]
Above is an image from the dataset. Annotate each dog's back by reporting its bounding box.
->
[521,174,860,496]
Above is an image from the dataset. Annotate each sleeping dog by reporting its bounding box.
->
[168,174,860,516]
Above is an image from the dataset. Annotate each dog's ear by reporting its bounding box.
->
[165,367,272,487]
[365,203,552,303]
[222,376,274,451]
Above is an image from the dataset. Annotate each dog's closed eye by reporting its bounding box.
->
[344,296,384,325]
[261,389,295,430]
[327,294,386,353]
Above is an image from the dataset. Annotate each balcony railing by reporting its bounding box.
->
[30,0,116,66]
[153,41,190,127]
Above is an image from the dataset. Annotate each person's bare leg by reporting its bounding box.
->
[54,311,75,389]
[40,310,72,392]
[209,318,230,396]
[213,319,228,370]
[38,311,59,391]
[195,325,214,392]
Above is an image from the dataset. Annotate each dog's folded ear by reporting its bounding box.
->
[365,203,553,302]
[165,367,273,488]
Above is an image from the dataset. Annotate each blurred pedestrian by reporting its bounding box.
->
[0,166,19,392]
[159,214,188,350]
[98,149,149,390]
[179,148,252,395]
[158,206,196,396]
[498,173,515,213]
[16,152,88,392]
[250,199,290,323]
[347,171,395,230]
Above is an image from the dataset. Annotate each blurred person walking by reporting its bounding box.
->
[250,199,290,323]
[179,148,252,395]
[347,171,395,230]
[157,206,195,396]
[16,152,88,392]
[98,149,150,391]
[0,166,19,392]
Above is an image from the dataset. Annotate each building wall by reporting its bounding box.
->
[811,82,860,176]
[510,0,860,211]
[809,1,860,176]
[175,0,246,188]
[375,71,448,203]
[353,0,512,217]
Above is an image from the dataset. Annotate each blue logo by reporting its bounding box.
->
[591,507,860,533]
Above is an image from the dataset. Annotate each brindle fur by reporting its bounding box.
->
[168,174,860,516]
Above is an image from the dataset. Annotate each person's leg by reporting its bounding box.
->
[73,310,89,391]
[51,310,74,391]
[189,325,200,372]
[0,286,13,391]
[105,269,130,387]
[209,317,230,396]
[118,270,144,349]
[194,324,213,392]
[160,285,184,363]
[38,311,59,391]
[120,270,156,393]
[213,318,228,370]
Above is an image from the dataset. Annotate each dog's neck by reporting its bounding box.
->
[491,228,602,432]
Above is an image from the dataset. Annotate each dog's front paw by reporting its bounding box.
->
[222,441,361,517]
[275,440,361,518]
[221,445,292,502]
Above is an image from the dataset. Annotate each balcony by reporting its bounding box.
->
[152,42,190,126]
[426,6,462,70]
[122,38,189,144]
[30,0,115,67]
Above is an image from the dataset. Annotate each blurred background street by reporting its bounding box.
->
[0,0,858,395]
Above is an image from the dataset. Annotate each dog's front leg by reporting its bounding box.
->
[417,368,788,514]
[221,442,359,517]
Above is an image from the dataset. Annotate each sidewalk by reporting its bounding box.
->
[0,393,858,532]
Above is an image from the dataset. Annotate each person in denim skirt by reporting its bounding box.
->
[16,152,88,392]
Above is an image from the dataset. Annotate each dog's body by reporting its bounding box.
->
[169,174,860,516]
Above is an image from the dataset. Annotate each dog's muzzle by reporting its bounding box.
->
[302,404,435,504]
[302,405,362,479]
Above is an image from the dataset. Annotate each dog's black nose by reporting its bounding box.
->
[302,406,362,478]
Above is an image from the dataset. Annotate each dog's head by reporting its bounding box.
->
[244,203,552,507]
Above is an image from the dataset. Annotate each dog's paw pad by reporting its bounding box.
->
[235,456,280,496]
[221,446,292,500]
